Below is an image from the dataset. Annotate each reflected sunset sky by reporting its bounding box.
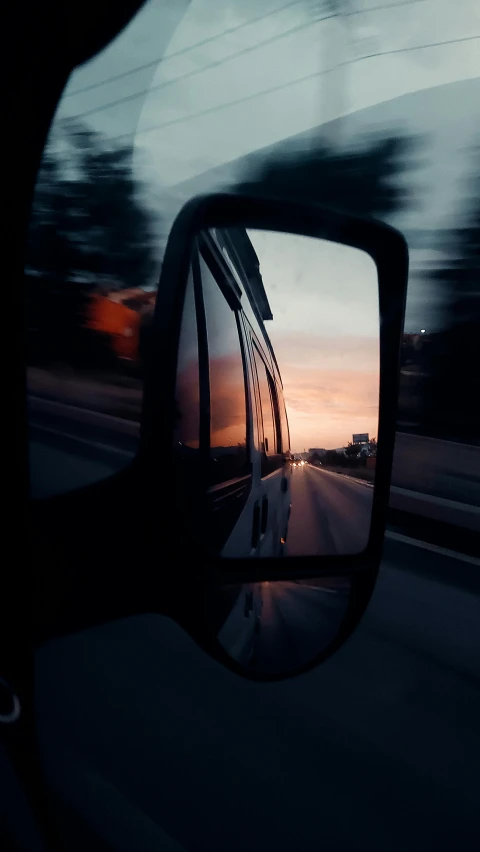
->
[248,231,379,453]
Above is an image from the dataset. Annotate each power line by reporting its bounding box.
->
[349,31,479,62]
[65,0,306,97]
[106,33,479,143]
[68,0,433,122]
[311,0,425,17]
[66,0,426,99]
[71,15,337,121]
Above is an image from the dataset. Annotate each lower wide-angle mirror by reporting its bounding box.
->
[203,575,355,677]
[31,191,407,682]
[144,191,408,680]
[173,225,379,559]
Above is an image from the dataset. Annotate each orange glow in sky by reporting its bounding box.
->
[248,231,379,452]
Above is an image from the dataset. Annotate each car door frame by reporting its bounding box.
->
[193,232,255,558]
[247,328,286,557]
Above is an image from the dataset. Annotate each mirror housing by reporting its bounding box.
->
[142,192,408,585]
[33,192,408,682]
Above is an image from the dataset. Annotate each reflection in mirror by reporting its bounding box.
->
[174,227,379,558]
[205,576,353,677]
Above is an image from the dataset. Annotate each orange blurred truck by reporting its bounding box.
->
[85,288,155,362]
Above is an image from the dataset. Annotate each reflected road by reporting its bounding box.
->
[217,580,351,675]
[287,464,373,555]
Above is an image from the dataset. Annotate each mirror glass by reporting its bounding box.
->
[174,227,379,558]
[205,575,354,677]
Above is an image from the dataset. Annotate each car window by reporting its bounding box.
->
[199,247,249,486]
[270,380,282,455]
[280,394,290,454]
[253,344,277,456]
[26,118,152,500]
[32,3,480,852]
[174,271,201,455]
[27,0,480,502]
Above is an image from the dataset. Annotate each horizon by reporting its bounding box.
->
[248,229,379,452]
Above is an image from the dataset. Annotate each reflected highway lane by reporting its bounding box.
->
[250,581,350,674]
[287,464,373,555]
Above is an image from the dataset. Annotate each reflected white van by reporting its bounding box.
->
[174,226,292,558]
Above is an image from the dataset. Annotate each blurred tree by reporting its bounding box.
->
[234,133,419,220]
[419,148,480,443]
[324,450,342,466]
[63,122,158,290]
[25,121,158,367]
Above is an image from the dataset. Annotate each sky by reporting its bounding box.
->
[48,0,479,449]
[58,0,479,178]
[58,0,479,189]
[135,0,479,184]
[248,230,379,451]
[53,0,480,325]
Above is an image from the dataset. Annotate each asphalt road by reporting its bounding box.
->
[29,439,124,498]
[34,536,480,852]
[287,464,373,556]
[28,397,136,499]
[392,432,480,506]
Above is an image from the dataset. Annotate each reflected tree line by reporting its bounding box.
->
[25,120,479,444]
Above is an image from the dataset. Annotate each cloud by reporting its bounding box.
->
[274,336,379,449]
[176,328,379,452]
[271,331,379,373]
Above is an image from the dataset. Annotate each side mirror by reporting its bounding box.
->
[139,192,408,680]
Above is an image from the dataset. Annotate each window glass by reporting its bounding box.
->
[200,254,248,486]
[271,381,282,455]
[173,269,203,549]
[280,395,290,454]
[253,346,276,456]
[174,272,200,456]
[26,129,155,500]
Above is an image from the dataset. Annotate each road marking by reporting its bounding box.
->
[29,424,136,460]
[28,395,141,436]
[342,476,374,488]
[390,485,480,514]
[385,530,480,566]
[308,465,374,488]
